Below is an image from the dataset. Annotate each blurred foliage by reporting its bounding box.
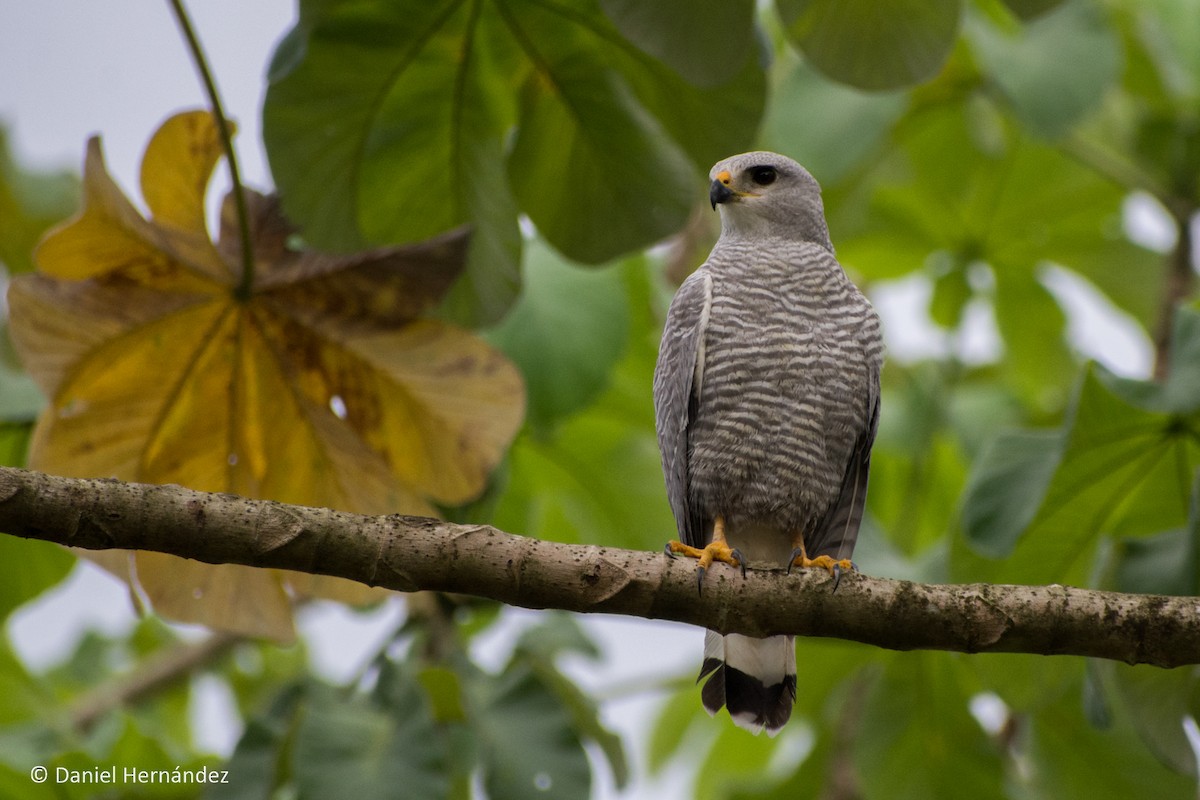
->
[3,0,1200,798]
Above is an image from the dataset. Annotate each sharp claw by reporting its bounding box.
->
[664,542,676,558]
[695,566,706,596]
[786,547,803,576]
[831,563,843,592]
[731,549,746,577]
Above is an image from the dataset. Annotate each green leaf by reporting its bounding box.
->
[265,0,765,271]
[504,23,693,262]
[487,244,630,430]
[466,662,591,800]
[961,429,1064,558]
[513,612,602,662]
[975,364,1200,585]
[1108,662,1200,778]
[991,265,1072,408]
[492,409,674,550]
[205,684,303,800]
[777,0,961,90]
[599,0,756,88]
[1099,305,1200,414]
[761,58,907,185]
[0,420,32,468]
[293,671,449,800]
[969,0,1121,138]
[1024,679,1196,799]
[263,0,521,325]
[513,622,629,790]
[1000,0,1067,20]
[0,537,74,619]
[854,653,1005,800]
[0,127,78,276]
[1111,468,1200,597]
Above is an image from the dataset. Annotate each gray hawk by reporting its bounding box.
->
[653,151,883,735]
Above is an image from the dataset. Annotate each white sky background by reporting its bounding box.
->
[0,3,1170,799]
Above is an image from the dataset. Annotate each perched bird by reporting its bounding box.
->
[653,151,882,735]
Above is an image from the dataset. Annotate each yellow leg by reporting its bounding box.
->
[665,517,744,594]
[788,536,854,589]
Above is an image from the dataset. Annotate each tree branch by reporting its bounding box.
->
[1,466,1197,668]
[68,630,242,732]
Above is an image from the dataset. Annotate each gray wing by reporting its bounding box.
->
[653,271,710,549]
[809,374,881,561]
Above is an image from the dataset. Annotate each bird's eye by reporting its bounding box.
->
[749,166,777,186]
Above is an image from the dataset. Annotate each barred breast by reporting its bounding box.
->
[687,237,881,551]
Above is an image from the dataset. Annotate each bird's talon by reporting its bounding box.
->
[786,547,803,576]
[695,567,707,596]
[730,549,746,577]
[664,542,676,558]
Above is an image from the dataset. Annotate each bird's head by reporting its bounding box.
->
[708,151,831,249]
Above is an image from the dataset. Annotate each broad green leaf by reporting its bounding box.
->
[965,652,1077,713]
[1001,0,1068,19]
[991,266,1071,409]
[293,670,449,800]
[853,653,1005,800]
[777,0,961,90]
[9,112,524,638]
[265,0,765,269]
[1024,680,1195,799]
[761,58,907,185]
[1125,0,1200,104]
[1111,470,1200,596]
[264,0,521,325]
[1108,662,1200,777]
[0,639,43,727]
[977,362,1200,585]
[1098,305,1200,413]
[969,0,1120,138]
[493,409,674,550]
[504,13,694,263]
[727,722,829,800]
[487,243,630,430]
[695,720,786,800]
[960,430,1063,558]
[513,612,602,662]
[515,619,629,789]
[928,253,972,328]
[599,0,756,88]
[466,662,591,800]
[0,538,73,619]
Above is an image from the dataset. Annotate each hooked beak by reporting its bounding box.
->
[709,179,734,210]
[709,169,754,210]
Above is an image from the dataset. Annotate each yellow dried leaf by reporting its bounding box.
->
[8,110,525,640]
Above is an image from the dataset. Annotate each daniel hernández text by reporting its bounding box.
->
[30,765,230,785]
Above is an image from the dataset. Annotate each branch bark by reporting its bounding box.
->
[2,466,1198,668]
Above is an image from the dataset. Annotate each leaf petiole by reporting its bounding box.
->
[167,0,256,300]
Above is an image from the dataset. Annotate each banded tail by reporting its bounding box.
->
[698,631,796,736]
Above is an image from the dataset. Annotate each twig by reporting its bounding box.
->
[68,629,242,732]
[1153,206,1196,381]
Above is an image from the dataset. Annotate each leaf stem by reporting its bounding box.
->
[168,0,256,300]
